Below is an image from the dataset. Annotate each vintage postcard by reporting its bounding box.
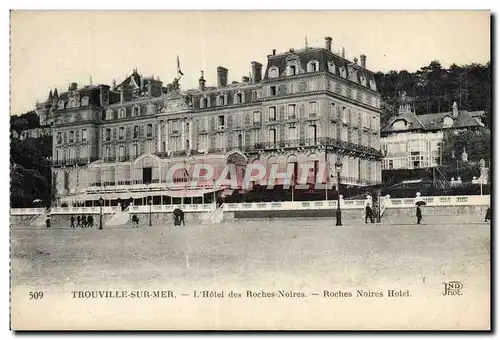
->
[9,10,491,330]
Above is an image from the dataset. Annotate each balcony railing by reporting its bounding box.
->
[51,157,98,166]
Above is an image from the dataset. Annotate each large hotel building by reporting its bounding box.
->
[36,37,383,206]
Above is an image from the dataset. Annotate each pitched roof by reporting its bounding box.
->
[382,109,485,134]
[263,47,377,90]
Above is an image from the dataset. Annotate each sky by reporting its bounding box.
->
[10,10,490,115]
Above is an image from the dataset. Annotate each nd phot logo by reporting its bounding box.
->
[442,281,463,296]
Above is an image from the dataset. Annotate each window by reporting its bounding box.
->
[287,64,297,76]
[104,146,110,159]
[253,111,261,125]
[341,107,347,123]
[287,126,297,141]
[119,145,125,158]
[57,132,62,144]
[309,102,316,117]
[133,144,138,158]
[147,124,153,137]
[133,125,139,139]
[80,145,88,159]
[81,129,88,141]
[330,103,337,118]
[309,125,317,143]
[270,86,277,96]
[235,92,243,104]
[308,60,319,72]
[218,94,226,106]
[119,127,124,140]
[69,131,74,143]
[269,67,279,78]
[118,109,125,119]
[269,128,277,145]
[218,115,225,128]
[106,128,111,141]
[133,107,139,117]
[252,90,258,101]
[288,104,296,119]
[269,107,277,121]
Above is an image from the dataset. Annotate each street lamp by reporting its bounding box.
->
[335,160,343,226]
[149,198,152,227]
[99,196,104,230]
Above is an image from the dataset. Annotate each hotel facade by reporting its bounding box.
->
[36,37,383,206]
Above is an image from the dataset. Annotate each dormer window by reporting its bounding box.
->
[443,116,454,128]
[307,60,320,72]
[234,91,244,104]
[268,66,279,79]
[392,120,407,131]
[217,93,227,106]
[133,106,139,117]
[118,108,126,119]
[200,95,210,108]
[369,79,377,91]
[327,60,336,74]
[106,109,114,120]
[287,64,297,76]
[360,76,367,86]
[81,96,90,106]
[252,90,258,101]
[339,66,347,78]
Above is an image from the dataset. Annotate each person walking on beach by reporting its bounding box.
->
[87,215,93,228]
[416,205,422,224]
[132,214,139,228]
[70,215,75,228]
[76,215,81,228]
[81,215,87,228]
[485,206,491,222]
[365,204,374,224]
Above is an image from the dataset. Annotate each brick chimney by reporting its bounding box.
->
[360,54,366,68]
[325,36,332,51]
[217,66,228,88]
[251,61,262,84]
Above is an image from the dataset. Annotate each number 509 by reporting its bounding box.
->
[29,292,44,300]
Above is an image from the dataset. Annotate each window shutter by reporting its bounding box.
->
[195,119,200,133]
[245,113,251,126]
[279,106,285,121]
[75,130,80,142]
[227,115,233,129]
[210,117,215,131]
[347,128,352,144]
[300,123,305,141]
[112,128,117,140]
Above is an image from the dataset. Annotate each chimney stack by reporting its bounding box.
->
[272,49,276,55]
[325,36,332,51]
[341,47,345,58]
[112,79,117,90]
[199,70,206,91]
[251,61,262,84]
[242,76,250,83]
[217,66,228,88]
[360,54,366,68]
[452,101,459,118]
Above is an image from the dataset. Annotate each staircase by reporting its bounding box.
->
[105,206,131,226]
[380,196,387,217]
[29,208,50,227]
[202,204,224,225]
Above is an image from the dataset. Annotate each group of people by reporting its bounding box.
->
[70,215,94,228]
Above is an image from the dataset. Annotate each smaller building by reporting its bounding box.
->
[381,95,485,170]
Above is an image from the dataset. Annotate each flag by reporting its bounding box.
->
[177,56,184,76]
